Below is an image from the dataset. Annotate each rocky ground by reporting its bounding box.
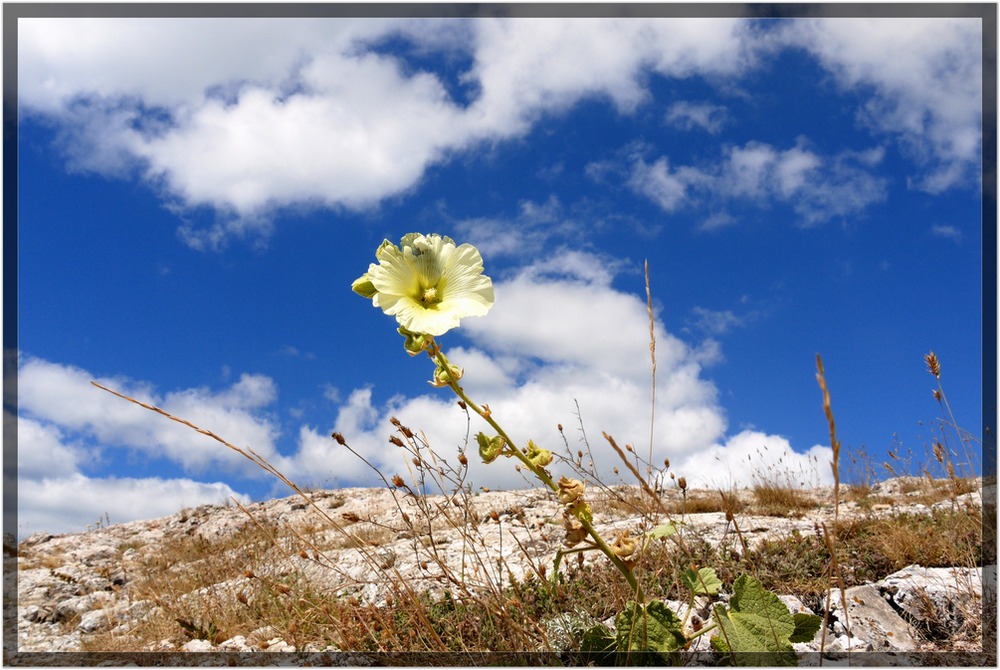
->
[5,477,994,664]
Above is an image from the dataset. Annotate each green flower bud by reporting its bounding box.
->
[398,327,433,356]
[525,440,553,468]
[567,500,593,524]
[351,273,377,299]
[477,432,506,464]
[429,361,463,387]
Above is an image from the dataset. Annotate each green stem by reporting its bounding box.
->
[428,345,645,601]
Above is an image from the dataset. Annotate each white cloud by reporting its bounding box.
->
[466,18,755,134]
[17,416,86,480]
[17,355,288,477]
[627,156,691,212]
[17,473,249,538]
[688,307,745,336]
[781,18,982,193]
[298,251,817,494]
[14,246,835,535]
[665,101,728,133]
[628,140,887,226]
[18,17,980,247]
[930,224,963,242]
[453,195,578,259]
[674,430,832,490]
[18,17,761,247]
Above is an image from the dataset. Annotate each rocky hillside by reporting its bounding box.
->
[6,477,993,664]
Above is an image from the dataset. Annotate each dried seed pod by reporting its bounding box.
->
[678,477,687,491]
[331,432,346,445]
[389,436,405,447]
[562,510,587,547]
[610,532,637,558]
[557,477,586,504]
[458,453,468,466]
[457,400,467,410]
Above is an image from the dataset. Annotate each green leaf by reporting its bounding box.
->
[711,575,798,666]
[580,623,616,653]
[615,600,686,655]
[681,567,722,595]
[647,521,679,540]
[789,612,823,643]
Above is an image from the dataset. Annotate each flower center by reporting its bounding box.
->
[420,286,440,304]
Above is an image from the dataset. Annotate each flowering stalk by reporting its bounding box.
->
[353,232,643,599]
[427,343,643,599]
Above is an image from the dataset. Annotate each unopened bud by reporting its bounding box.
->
[526,440,553,467]
[430,361,464,387]
[477,432,506,464]
[399,327,432,356]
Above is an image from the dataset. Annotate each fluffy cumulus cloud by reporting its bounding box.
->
[14,355,280,536]
[17,355,287,477]
[300,251,833,493]
[20,16,979,245]
[14,250,835,535]
[17,473,250,540]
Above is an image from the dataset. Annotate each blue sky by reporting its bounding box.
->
[9,11,990,537]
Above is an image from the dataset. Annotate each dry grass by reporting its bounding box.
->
[750,484,816,517]
[75,346,986,656]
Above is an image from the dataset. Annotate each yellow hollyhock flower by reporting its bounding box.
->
[353,233,494,337]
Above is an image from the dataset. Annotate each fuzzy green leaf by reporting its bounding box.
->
[580,623,616,654]
[711,575,798,666]
[647,521,679,540]
[789,612,823,643]
[615,600,686,655]
[682,567,722,595]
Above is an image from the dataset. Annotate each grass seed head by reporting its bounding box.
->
[924,351,941,378]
